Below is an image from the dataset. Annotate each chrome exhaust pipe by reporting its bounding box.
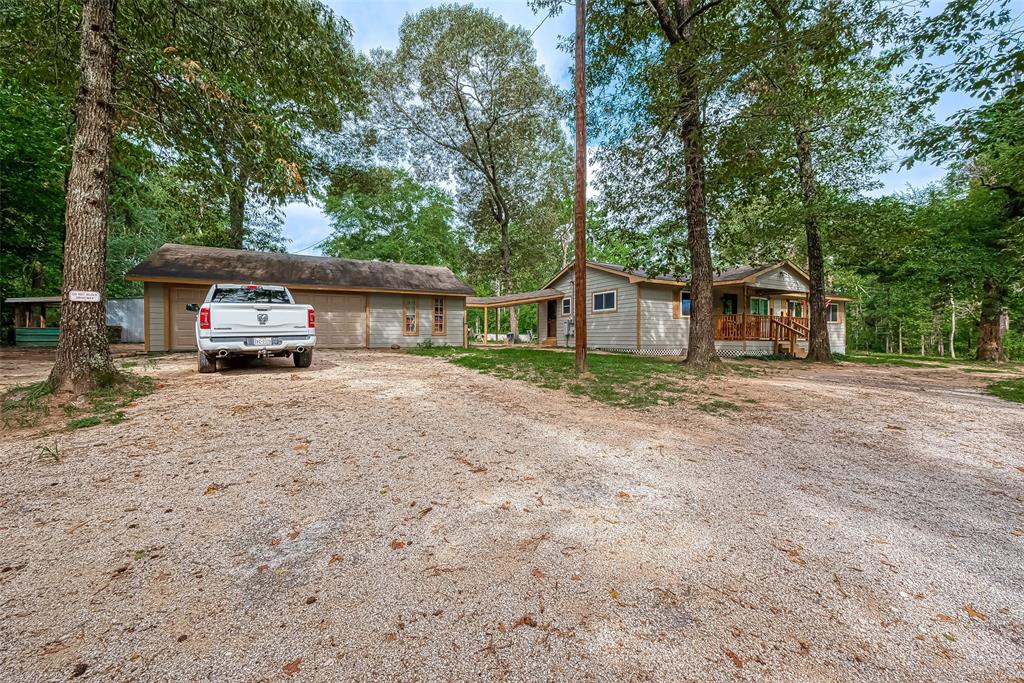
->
[295,346,305,353]
[217,349,228,358]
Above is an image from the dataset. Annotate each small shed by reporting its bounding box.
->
[4,296,145,347]
[5,296,61,347]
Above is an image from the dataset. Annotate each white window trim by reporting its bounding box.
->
[561,296,573,317]
[826,302,840,323]
[679,291,691,318]
[593,289,617,313]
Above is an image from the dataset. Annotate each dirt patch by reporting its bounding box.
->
[0,350,1020,681]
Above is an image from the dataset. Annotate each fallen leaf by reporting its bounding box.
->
[384,632,398,642]
[497,622,506,633]
[797,640,811,656]
[1011,528,1023,537]
[204,484,223,496]
[328,553,342,566]
[934,613,956,623]
[609,588,619,599]
[531,568,545,579]
[293,443,308,452]
[256,564,269,573]
[390,539,406,550]
[723,648,743,668]
[270,538,281,546]
[512,614,537,628]
[943,633,956,642]
[616,490,633,501]
[963,605,987,620]
[282,658,301,675]
[287,529,300,541]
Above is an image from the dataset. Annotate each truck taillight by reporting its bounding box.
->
[307,308,316,328]
[199,306,211,330]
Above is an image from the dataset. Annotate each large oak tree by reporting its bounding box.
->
[369,4,571,335]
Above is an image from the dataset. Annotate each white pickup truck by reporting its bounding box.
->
[188,284,316,373]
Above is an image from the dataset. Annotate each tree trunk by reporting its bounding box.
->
[794,126,831,362]
[898,322,903,355]
[949,295,956,360]
[49,0,118,391]
[977,279,1007,361]
[678,77,717,367]
[228,181,247,249]
[497,218,517,343]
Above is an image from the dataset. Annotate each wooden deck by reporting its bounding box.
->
[715,314,809,341]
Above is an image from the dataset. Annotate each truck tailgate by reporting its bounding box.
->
[210,304,309,336]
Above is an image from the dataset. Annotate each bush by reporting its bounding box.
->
[1003,330,1024,361]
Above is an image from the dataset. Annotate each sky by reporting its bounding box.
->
[281,0,976,254]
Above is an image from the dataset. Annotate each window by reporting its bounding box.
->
[593,290,617,312]
[826,302,839,323]
[679,292,691,317]
[750,297,769,316]
[562,297,572,316]
[787,300,804,317]
[211,285,290,304]
[432,297,446,335]
[403,297,418,335]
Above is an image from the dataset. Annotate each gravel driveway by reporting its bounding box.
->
[0,350,1021,681]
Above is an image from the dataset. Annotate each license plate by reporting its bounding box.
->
[249,337,274,347]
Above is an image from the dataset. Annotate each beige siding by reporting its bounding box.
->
[550,267,637,350]
[368,294,465,348]
[828,302,847,353]
[752,264,809,292]
[146,283,165,352]
[639,284,688,351]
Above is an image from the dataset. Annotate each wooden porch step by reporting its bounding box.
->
[541,337,557,347]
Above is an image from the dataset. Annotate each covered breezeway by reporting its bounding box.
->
[466,288,565,346]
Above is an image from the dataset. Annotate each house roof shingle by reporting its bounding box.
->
[127,244,474,296]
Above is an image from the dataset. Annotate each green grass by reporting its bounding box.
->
[1,380,57,428]
[2,371,154,431]
[987,378,1024,403]
[833,352,933,368]
[413,346,730,409]
[697,399,738,414]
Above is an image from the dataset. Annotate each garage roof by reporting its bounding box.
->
[127,244,475,296]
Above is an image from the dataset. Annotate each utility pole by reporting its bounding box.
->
[574,0,588,374]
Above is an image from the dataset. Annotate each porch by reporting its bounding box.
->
[465,288,564,346]
[714,314,809,357]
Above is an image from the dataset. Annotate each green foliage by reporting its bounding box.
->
[0,79,68,310]
[323,166,467,273]
[369,4,571,294]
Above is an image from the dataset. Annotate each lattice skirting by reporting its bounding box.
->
[593,345,781,358]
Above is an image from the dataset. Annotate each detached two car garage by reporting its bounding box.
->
[129,244,473,352]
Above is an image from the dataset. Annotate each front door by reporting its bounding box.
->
[722,293,738,315]
[547,300,557,337]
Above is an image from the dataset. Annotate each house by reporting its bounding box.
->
[468,260,851,357]
[127,244,473,352]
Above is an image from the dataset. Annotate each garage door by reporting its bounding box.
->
[168,285,209,351]
[291,292,365,348]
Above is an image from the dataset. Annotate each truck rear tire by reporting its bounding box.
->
[198,351,218,373]
[293,348,313,368]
